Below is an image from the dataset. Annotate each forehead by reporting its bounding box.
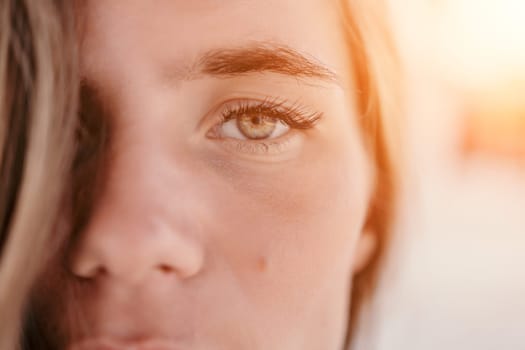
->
[79,0,351,85]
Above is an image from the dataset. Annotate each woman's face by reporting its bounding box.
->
[42,0,375,349]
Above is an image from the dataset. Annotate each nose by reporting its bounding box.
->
[70,189,205,285]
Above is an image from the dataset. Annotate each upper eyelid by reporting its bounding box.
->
[218,99,323,127]
[198,96,324,139]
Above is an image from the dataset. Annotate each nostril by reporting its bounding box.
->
[69,217,206,284]
[88,266,108,278]
[158,264,175,274]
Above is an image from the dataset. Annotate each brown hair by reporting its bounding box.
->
[0,0,78,348]
[339,0,401,348]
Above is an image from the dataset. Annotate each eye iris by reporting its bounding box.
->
[237,113,278,140]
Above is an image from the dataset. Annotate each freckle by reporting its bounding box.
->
[256,256,268,273]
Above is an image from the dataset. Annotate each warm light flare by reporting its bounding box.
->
[461,80,525,161]
[438,0,525,87]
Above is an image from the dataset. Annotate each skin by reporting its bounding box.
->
[35,1,377,349]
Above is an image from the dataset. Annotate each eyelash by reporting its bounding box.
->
[206,98,322,156]
[219,98,323,131]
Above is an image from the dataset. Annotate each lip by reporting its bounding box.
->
[68,337,185,350]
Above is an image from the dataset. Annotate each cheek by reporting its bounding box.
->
[202,128,371,311]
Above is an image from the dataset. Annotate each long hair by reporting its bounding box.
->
[339,0,402,348]
[0,0,78,348]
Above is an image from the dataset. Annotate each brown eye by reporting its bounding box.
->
[237,114,278,140]
[219,113,290,140]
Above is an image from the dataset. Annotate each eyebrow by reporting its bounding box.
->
[168,42,340,84]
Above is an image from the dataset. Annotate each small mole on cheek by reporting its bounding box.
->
[256,256,268,273]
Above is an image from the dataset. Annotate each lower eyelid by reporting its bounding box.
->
[218,132,297,156]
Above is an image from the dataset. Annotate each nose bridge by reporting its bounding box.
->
[70,147,205,285]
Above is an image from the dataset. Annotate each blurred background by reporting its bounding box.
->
[362,1,525,349]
